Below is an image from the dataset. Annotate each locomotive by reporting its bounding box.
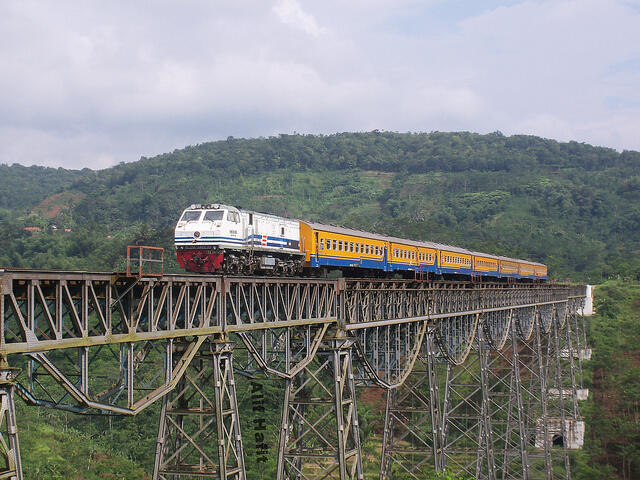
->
[175,203,548,280]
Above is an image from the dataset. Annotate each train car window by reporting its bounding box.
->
[375,246,379,256]
[333,239,337,250]
[320,239,324,250]
[181,210,202,222]
[338,240,343,251]
[366,245,370,254]
[248,213,253,225]
[203,211,223,222]
[350,242,354,252]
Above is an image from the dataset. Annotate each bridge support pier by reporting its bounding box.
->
[276,335,363,480]
[0,360,22,480]
[440,328,497,480]
[378,332,443,479]
[153,338,246,480]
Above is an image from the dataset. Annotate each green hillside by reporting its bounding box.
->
[1,131,639,478]
[1,131,638,282]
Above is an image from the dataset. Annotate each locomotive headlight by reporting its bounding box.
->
[194,231,201,238]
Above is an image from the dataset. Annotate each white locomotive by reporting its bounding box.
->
[175,204,305,274]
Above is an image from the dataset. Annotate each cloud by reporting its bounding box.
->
[1,0,640,169]
[273,0,326,36]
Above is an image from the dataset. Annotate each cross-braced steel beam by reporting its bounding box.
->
[277,334,363,480]
[0,364,21,480]
[379,332,443,479]
[153,338,246,479]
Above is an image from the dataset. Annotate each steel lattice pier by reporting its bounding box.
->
[0,269,588,479]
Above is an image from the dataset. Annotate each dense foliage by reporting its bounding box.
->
[573,281,640,480]
[1,131,638,477]
[1,131,638,281]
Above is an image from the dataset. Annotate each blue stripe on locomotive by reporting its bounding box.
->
[175,234,297,250]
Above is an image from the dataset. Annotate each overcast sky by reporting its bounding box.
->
[2,0,640,169]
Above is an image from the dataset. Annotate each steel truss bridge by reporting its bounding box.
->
[0,269,589,480]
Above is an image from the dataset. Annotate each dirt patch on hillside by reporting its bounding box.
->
[32,191,86,218]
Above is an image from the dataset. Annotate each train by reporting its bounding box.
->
[174,203,548,281]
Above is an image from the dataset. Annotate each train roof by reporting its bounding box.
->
[303,221,472,255]
[469,251,501,261]
[303,221,546,266]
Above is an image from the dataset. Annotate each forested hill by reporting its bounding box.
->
[1,131,639,282]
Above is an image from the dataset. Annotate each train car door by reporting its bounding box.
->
[247,213,254,250]
[279,224,285,249]
[383,246,389,272]
[314,232,319,262]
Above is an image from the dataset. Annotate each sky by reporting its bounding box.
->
[2,0,640,170]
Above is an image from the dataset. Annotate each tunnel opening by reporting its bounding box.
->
[552,434,564,447]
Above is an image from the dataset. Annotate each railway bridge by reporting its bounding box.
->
[0,268,589,479]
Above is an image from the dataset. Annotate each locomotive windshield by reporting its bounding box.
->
[180,210,202,222]
[203,210,225,221]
